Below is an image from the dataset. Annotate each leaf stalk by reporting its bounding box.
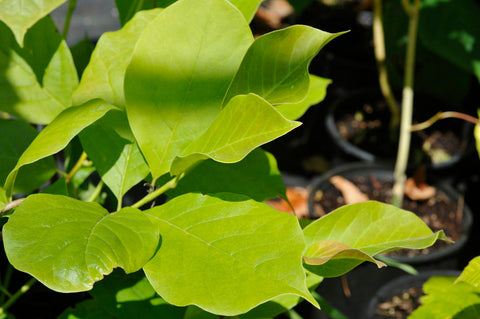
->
[0,278,36,315]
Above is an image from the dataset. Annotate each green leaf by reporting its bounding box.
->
[0,0,66,46]
[276,75,331,120]
[80,110,149,203]
[115,0,157,25]
[124,0,254,179]
[0,16,78,124]
[0,119,56,194]
[171,94,300,175]
[73,8,162,108]
[3,194,159,292]
[409,276,480,319]
[4,99,118,198]
[0,187,7,211]
[184,307,219,319]
[228,0,263,22]
[58,299,112,319]
[224,26,343,106]
[419,0,480,82]
[303,201,448,277]
[167,148,286,202]
[40,178,68,195]
[143,193,317,315]
[457,256,480,288]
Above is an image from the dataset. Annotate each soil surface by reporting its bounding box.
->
[310,175,463,257]
[374,287,424,319]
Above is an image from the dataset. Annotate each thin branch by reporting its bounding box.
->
[62,0,77,39]
[0,278,36,315]
[86,180,104,203]
[0,198,25,215]
[131,175,182,209]
[373,0,400,129]
[65,151,88,184]
[411,111,479,131]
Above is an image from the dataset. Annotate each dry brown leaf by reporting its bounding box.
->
[404,177,436,201]
[329,175,369,204]
[265,186,310,218]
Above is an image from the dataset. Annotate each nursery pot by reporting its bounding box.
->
[363,270,461,319]
[325,89,475,170]
[307,162,473,268]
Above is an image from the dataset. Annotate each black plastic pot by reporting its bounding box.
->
[325,89,475,171]
[363,270,461,319]
[308,162,474,268]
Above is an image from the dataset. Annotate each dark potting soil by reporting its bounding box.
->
[310,175,463,257]
[374,287,424,319]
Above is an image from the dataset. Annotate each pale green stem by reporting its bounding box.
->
[0,198,25,215]
[86,180,104,203]
[65,151,88,184]
[411,111,479,131]
[0,265,14,304]
[62,0,77,39]
[373,0,400,129]
[0,278,36,315]
[392,0,420,207]
[131,174,183,209]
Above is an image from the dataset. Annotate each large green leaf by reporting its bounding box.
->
[3,194,159,292]
[143,193,317,315]
[80,110,149,204]
[409,276,480,319]
[167,148,286,202]
[0,16,78,124]
[170,94,300,175]
[419,0,480,82]
[457,256,480,288]
[0,119,56,194]
[4,99,118,198]
[0,0,66,46]
[224,26,342,106]
[303,201,448,277]
[73,9,162,108]
[228,0,263,22]
[124,0,254,180]
[276,74,331,120]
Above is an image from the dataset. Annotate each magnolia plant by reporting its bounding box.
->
[0,0,447,317]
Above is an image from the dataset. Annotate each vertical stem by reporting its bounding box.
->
[62,0,78,40]
[373,0,400,129]
[392,0,420,206]
[65,151,88,184]
[0,278,36,315]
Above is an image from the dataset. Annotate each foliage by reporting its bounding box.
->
[0,0,447,317]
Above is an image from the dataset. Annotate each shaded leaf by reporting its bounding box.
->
[457,256,480,288]
[73,8,162,108]
[143,193,317,315]
[3,194,159,292]
[167,148,286,202]
[224,26,342,106]
[58,299,112,319]
[276,74,331,120]
[70,36,95,77]
[40,178,68,195]
[171,94,300,175]
[303,201,448,277]
[114,0,159,25]
[4,99,118,198]
[0,16,78,124]
[410,276,480,319]
[0,119,56,194]
[124,0,253,179]
[80,110,149,203]
[0,0,66,46]
[303,240,386,268]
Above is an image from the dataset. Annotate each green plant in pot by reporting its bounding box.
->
[0,0,449,317]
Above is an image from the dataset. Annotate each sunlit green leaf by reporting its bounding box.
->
[276,74,331,120]
[73,8,162,108]
[125,0,253,179]
[0,187,7,211]
[303,201,448,277]
[0,16,78,124]
[457,256,480,288]
[167,148,286,202]
[0,0,66,46]
[3,194,159,292]
[170,94,300,175]
[143,193,317,315]
[410,275,480,319]
[0,119,56,194]
[228,0,263,22]
[224,26,343,106]
[80,110,149,203]
[4,99,118,198]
